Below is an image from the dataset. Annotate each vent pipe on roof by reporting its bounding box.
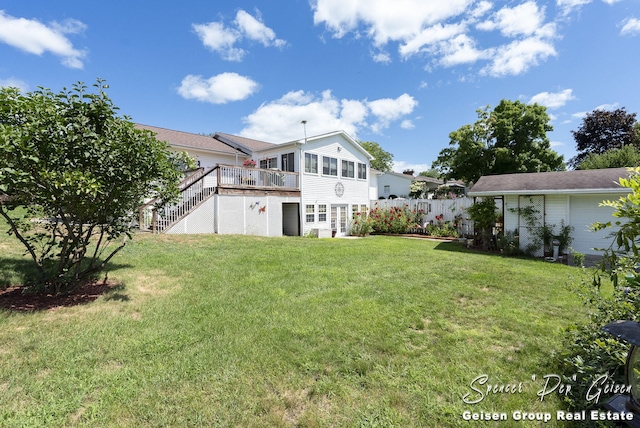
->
[301,120,307,144]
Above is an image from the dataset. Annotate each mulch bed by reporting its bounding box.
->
[0,280,119,312]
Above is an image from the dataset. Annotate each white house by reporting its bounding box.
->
[136,125,373,237]
[468,168,631,260]
[376,170,443,199]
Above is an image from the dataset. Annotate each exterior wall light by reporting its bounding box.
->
[602,320,640,427]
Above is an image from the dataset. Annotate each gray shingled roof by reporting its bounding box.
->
[135,124,240,155]
[214,132,276,153]
[468,168,631,196]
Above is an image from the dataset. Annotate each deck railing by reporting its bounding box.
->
[138,167,218,233]
[217,164,299,190]
[138,164,299,233]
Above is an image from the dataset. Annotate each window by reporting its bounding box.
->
[360,204,368,214]
[282,153,294,172]
[352,205,358,219]
[342,160,354,178]
[305,153,318,173]
[318,204,327,222]
[358,163,367,179]
[305,204,315,223]
[384,185,390,196]
[323,156,338,176]
[260,157,277,169]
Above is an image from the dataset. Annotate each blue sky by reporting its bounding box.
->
[1,0,639,173]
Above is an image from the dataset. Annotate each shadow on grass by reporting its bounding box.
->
[0,258,132,311]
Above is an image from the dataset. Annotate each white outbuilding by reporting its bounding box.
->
[468,168,631,262]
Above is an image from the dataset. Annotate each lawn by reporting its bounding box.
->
[0,232,588,427]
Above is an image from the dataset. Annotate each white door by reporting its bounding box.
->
[331,205,348,236]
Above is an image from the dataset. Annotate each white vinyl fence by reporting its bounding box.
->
[371,198,475,236]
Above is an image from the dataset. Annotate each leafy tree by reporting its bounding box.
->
[418,169,439,178]
[0,80,182,293]
[433,100,565,184]
[359,141,393,172]
[577,144,640,170]
[570,108,638,168]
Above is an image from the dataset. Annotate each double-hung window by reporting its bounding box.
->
[318,204,327,222]
[342,160,354,178]
[358,163,367,179]
[260,157,277,169]
[305,153,318,173]
[305,205,315,223]
[322,156,338,176]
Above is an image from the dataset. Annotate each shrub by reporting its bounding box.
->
[497,230,521,256]
[368,205,422,234]
[558,168,640,413]
[349,211,373,237]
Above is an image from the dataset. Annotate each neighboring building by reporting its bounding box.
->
[136,125,373,237]
[468,168,630,259]
[376,171,442,199]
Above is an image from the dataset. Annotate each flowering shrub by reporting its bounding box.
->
[369,205,422,234]
[427,222,459,238]
[349,211,372,236]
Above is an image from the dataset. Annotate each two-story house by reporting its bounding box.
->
[136,124,373,237]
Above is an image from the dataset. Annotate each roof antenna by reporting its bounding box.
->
[301,120,307,144]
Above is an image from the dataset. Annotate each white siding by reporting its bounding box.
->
[569,195,619,256]
[377,173,412,199]
[300,135,370,236]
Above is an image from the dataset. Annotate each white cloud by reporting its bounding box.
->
[477,1,545,37]
[193,22,244,61]
[193,9,285,61]
[391,160,432,174]
[313,0,474,45]
[368,93,418,132]
[439,34,487,66]
[313,0,558,76]
[0,11,87,69]
[177,73,259,104]
[529,89,575,109]
[235,10,286,47]
[481,36,556,76]
[372,50,392,63]
[0,77,29,91]
[621,18,640,36]
[556,0,592,15]
[399,23,467,59]
[239,90,417,142]
[400,119,415,129]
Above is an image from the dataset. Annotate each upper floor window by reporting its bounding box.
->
[305,153,318,174]
[260,157,277,169]
[342,160,354,178]
[358,163,367,180]
[323,156,338,176]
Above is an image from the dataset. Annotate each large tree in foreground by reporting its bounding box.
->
[433,100,565,184]
[570,108,638,169]
[0,80,182,293]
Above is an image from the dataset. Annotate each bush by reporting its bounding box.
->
[368,205,422,234]
[349,211,373,237]
[558,168,640,414]
[497,230,521,256]
[426,222,458,238]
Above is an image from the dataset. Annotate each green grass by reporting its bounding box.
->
[0,232,587,427]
